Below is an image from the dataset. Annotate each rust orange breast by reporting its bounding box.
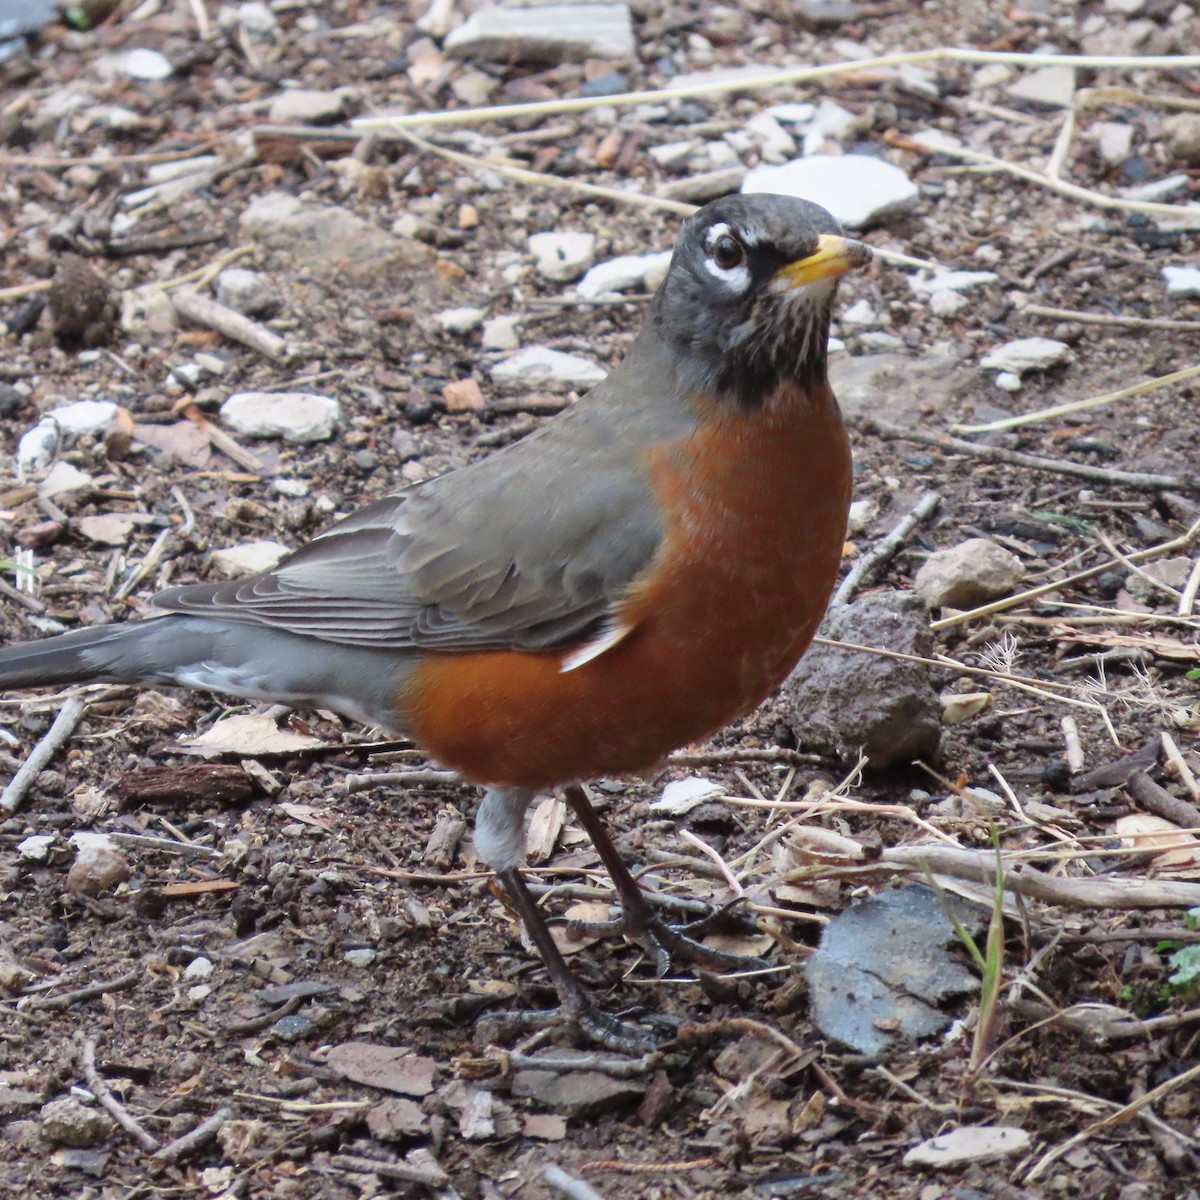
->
[404,381,852,789]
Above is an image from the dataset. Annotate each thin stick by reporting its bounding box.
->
[833,491,940,604]
[1126,770,1200,831]
[1179,556,1200,617]
[1162,732,1200,801]
[854,415,1192,492]
[153,1107,234,1163]
[1045,107,1075,181]
[350,48,1200,132]
[953,362,1200,435]
[331,1153,449,1187]
[0,697,86,815]
[1025,1060,1200,1182]
[1024,304,1200,334]
[171,289,288,361]
[81,1040,160,1152]
[543,1165,609,1200]
[929,519,1200,631]
[344,768,459,793]
[24,969,140,1010]
[1061,717,1084,775]
[678,829,745,896]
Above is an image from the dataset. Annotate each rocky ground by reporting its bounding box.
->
[4,0,1200,1197]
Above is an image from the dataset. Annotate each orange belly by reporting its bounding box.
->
[405,381,851,789]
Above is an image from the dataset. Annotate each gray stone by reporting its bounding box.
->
[220,391,340,443]
[0,0,57,40]
[511,1059,644,1117]
[39,1098,113,1148]
[66,834,129,898]
[268,89,347,125]
[829,352,971,422]
[914,538,1024,609]
[490,347,606,388]
[742,154,918,229]
[1165,112,1200,165]
[980,337,1071,377]
[239,193,432,284]
[783,592,941,767]
[527,231,596,283]
[444,4,635,63]
[216,268,276,317]
[806,886,980,1056]
[1006,64,1075,108]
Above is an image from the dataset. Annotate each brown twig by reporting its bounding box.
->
[1024,303,1200,333]
[25,969,140,1010]
[833,490,940,605]
[171,288,288,361]
[153,1106,234,1163]
[330,1153,449,1186]
[1125,771,1200,831]
[853,414,1193,492]
[81,1040,160,1151]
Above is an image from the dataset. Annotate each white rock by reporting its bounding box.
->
[273,478,310,498]
[184,956,214,980]
[1125,174,1190,202]
[38,461,93,498]
[764,103,816,125]
[980,337,1072,376]
[973,63,1013,89]
[650,776,725,815]
[1093,121,1135,165]
[859,331,905,350]
[904,1125,1031,1169]
[210,540,291,577]
[993,371,1021,392]
[648,140,696,167]
[491,347,606,387]
[577,251,673,299]
[436,306,486,334]
[705,139,741,167]
[216,267,276,316]
[929,290,968,318]
[344,948,377,967]
[444,3,635,62]
[268,89,347,124]
[220,392,340,443]
[1006,64,1075,108]
[1105,0,1146,12]
[17,419,59,480]
[908,128,963,152]
[481,314,521,351]
[48,400,119,437]
[93,47,174,81]
[527,231,596,283]
[802,99,858,155]
[847,498,876,533]
[236,2,278,34]
[741,154,918,229]
[1164,265,1200,296]
[841,299,877,325]
[745,112,796,163]
[17,834,55,863]
[909,270,998,295]
[188,984,212,1002]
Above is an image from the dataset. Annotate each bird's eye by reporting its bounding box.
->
[712,233,744,271]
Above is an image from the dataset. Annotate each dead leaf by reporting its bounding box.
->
[177,713,324,757]
[132,420,213,467]
[525,793,566,864]
[326,1042,437,1097]
[548,900,611,956]
[76,512,141,546]
[522,1112,567,1140]
[702,931,775,958]
[1115,813,1200,867]
[942,691,992,724]
[276,802,336,831]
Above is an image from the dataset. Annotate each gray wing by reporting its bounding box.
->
[152,411,667,654]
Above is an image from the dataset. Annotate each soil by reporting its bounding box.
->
[2,1,1200,1198]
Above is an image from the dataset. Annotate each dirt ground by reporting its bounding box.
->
[4,1,1200,1197]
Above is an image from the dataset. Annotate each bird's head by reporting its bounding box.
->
[653,192,872,408]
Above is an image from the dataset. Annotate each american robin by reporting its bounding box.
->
[0,193,869,1049]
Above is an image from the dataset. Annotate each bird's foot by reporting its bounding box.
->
[568,898,771,977]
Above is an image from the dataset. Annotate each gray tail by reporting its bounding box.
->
[0,622,165,689]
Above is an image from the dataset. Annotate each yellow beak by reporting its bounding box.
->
[777,234,873,288]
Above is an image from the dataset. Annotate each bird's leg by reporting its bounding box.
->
[562,782,769,975]
[476,787,654,1054]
